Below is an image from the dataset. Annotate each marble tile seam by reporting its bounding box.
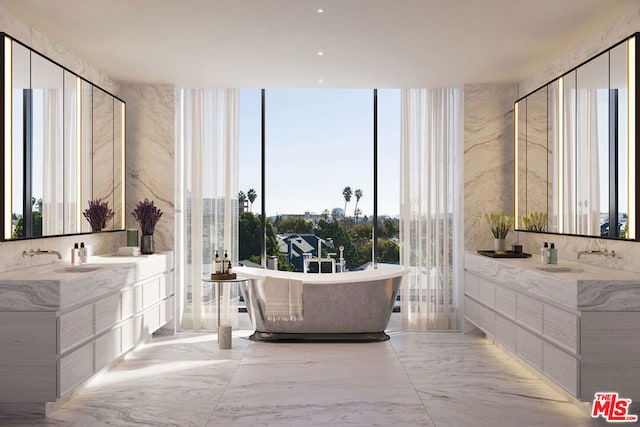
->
[388,336,439,426]
[207,338,255,425]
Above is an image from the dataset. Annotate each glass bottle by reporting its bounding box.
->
[223,250,229,274]
[213,250,220,274]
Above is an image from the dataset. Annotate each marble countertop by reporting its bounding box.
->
[465,252,640,312]
[0,252,173,312]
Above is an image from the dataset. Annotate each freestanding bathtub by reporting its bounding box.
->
[234,264,409,342]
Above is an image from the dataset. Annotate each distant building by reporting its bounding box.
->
[278,233,334,272]
[239,198,248,214]
[271,211,331,228]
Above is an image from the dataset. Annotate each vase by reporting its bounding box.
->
[494,238,507,254]
[140,234,154,254]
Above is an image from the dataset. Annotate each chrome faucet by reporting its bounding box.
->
[577,249,615,259]
[22,249,62,259]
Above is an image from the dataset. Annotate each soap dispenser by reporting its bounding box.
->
[79,242,87,264]
[71,243,80,265]
[540,242,549,263]
[548,243,558,264]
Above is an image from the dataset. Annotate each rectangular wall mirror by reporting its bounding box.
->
[1,33,125,240]
[515,33,638,241]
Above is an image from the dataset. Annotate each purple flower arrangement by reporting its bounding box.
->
[132,199,163,235]
[83,199,115,232]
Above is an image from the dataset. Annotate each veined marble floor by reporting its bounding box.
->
[4,314,611,426]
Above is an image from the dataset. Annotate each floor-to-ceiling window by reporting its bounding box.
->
[239,89,401,272]
[177,87,462,331]
[377,89,402,264]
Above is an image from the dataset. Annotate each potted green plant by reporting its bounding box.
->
[132,199,163,254]
[485,212,513,253]
[83,199,114,232]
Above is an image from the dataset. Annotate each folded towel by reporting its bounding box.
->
[117,246,140,256]
[288,278,303,320]
[265,276,304,321]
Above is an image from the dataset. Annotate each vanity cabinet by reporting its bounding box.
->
[464,252,640,401]
[0,252,175,417]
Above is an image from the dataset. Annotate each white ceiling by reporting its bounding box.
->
[0,0,637,88]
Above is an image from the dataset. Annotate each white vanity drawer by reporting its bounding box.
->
[121,287,135,320]
[543,343,579,396]
[160,274,174,298]
[159,296,174,327]
[95,294,121,334]
[59,305,94,354]
[121,316,142,353]
[477,276,495,308]
[517,327,543,371]
[95,328,121,371]
[516,293,543,334]
[121,285,144,319]
[464,296,495,335]
[142,277,161,308]
[144,304,161,333]
[495,314,517,352]
[495,286,516,319]
[543,305,578,353]
[58,341,94,397]
[464,272,479,299]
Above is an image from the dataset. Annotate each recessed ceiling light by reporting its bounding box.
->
[317,8,324,13]
[318,79,323,84]
[317,51,324,56]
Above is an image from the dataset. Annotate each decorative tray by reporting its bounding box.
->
[210,273,237,280]
[477,250,532,259]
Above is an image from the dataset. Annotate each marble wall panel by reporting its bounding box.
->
[122,85,175,253]
[0,5,118,96]
[463,84,519,253]
[0,5,31,50]
[519,6,640,97]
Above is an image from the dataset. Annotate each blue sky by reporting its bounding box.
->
[239,89,401,217]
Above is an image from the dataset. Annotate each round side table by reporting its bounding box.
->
[201,276,248,348]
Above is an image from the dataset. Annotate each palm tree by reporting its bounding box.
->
[353,189,362,223]
[342,186,352,221]
[247,188,257,211]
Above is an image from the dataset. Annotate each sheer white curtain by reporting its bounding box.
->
[399,88,463,331]
[575,89,603,235]
[41,89,64,235]
[176,89,239,330]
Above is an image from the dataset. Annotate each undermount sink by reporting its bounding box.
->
[53,265,103,273]
[536,266,583,273]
